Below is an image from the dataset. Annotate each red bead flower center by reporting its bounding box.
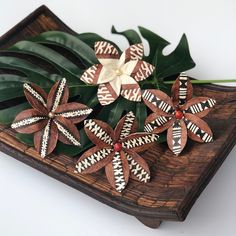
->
[114,142,122,152]
[175,110,183,119]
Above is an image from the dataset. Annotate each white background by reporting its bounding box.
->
[0,1,236,235]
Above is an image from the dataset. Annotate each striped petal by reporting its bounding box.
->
[171,72,193,105]
[75,147,114,174]
[97,78,121,105]
[144,113,174,134]
[122,133,159,153]
[11,109,48,134]
[184,113,213,143]
[23,83,48,114]
[114,111,137,141]
[142,89,174,115]
[119,43,144,65]
[54,116,81,146]
[124,149,150,183]
[120,75,142,102]
[121,60,155,82]
[167,119,187,156]
[94,41,120,66]
[34,119,58,158]
[84,119,114,147]
[105,151,130,192]
[47,78,69,112]
[55,102,93,124]
[183,97,216,118]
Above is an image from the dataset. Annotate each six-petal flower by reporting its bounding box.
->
[75,111,158,192]
[142,73,216,155]
[80,41,155,105]
[11,78,93,158]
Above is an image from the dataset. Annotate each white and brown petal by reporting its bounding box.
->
[23,83,48,114]
[183,97,216,118]
[47,78,69,112]
[124,149,150,183]
[84,119,114,147]
[76,147,114,174]
[34,119,58,158]
[167,119,187,156]
[122,133,158,153]
[53,116,81,146]
[114,111,137,141]
[142,89,174,115]
[55,102,93,124]
[105,150,130,192]
[171,72,193,106]
[184,113,213,143]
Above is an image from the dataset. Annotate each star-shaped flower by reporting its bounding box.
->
[80,41,155,105]
[75,111,158,192]
[11,78,93,158]
[142,73,216,156]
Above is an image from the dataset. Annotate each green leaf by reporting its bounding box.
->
[0,102,30,124]
[135,102,147,131]
[30,31,98,66]
[6,41,83,83]
[138,26,195,79]
[111,26,142,45]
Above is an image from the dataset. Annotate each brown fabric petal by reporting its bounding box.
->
[105,150,130,192]
[55,102,93,124]
[11,109,48,134]
[184,113,213,143]
[84,119,114,147]
[167,119,187,156]
[34,119,58,158]
[142,89,174,116]
[47,78,69,112]
[124,149,150,183]
[122,133,158,153]
[94,41,120,60]
[171,73,193,106]
[144,112,174,134]
[114,111,137,141]
[23,83,48,114]
[76,147,114,174]
[183,97,216,118]
[80,64,103,85]
[54,116,81,146]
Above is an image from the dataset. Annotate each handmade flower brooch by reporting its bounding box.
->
[75,111,158,192]
[142,73,216,155]
[80,41,155,105]
[11,78,93,157]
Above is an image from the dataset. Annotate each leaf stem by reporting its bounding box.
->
[164,79,236,84]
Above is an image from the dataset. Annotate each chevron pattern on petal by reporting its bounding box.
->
[95,41,119,59]
[144,116,171,132]
[171,121,183,155]
[97,83,117,105]
[132,61,155,82]
[119,112,136,140]
[185,99,216,114]
[178,73,189,105]
[128,43,143,61]
[120,84,141,101]
[81,64,102,84]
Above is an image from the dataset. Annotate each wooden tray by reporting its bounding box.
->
[0,5,236,228]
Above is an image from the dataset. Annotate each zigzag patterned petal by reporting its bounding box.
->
[184,113,213,143]
[167,119,187,156]
[47,78,69,112]
[120,75,142,102]
[114,111,137,141]
[11,109,48,134]
[122,133,159,153]
[119,43,144,65]
[75,147,114,174]
[54,117,81,146]
[80,64,103,84]
[124,149,150,183]
[23,83,48,113]
[84,119,114,147]
[144,112,174,134]
[34,119,58,158]
[171,72,193,105]
[131,61,155,82]
[55,102,93,124]
[142,89,174,115]
[183,97,216,118]
[105,151,130,192]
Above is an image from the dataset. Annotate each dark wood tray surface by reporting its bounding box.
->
[0,5,235,228]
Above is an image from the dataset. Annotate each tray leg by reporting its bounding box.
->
[135,216,162,228]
